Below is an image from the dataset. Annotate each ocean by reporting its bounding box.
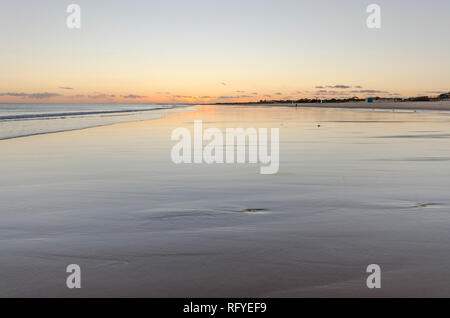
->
[0,103,187,140]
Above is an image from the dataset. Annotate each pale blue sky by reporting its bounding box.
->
[0,0,449,103]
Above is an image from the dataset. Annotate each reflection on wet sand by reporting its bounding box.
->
[1,105,450,297]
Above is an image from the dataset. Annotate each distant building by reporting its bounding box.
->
[409,96,430,102]
[366,97,374,103]
[438,92,450,100]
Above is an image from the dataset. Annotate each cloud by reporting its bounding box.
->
[327,85,351,89]
[313,86,389,96]
[0,92,28,97]
[264,94,272,97]
[121,94,146,99]
[87,93,116,99]
[170,95,214,102]
[425,91,447,94]
[218,95,251,99]
[274,92,282,95]
[221,82,227,86]
[28,93,61,99]
[349,89,389,94]
[59,86,74,90]
[317,85,356,89]
[236,90,246,93]
[0,92,61,99]
[315,90,347,96]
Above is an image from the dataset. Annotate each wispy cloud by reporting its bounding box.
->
[317,84,352,89]
[328,85,351,89]
[59,86,74,90]
[0,92,61,99]
[349,89,389,94]
[173,95,192,99]
[315,90,348,96]
[88,93,116,99]
[425,90,448,94]
[170,95,214,102]
[218,95,251,99]
[121,94,146,99]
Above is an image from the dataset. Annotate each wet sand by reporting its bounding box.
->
[1,105,450,297]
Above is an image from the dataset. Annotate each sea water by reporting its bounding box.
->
[0,103,186,140]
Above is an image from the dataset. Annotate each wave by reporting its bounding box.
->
[0,104,191,141]
[0,106,176,121]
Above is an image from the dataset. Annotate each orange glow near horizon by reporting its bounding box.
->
[1,87,439,104]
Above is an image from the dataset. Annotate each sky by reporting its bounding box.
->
[0,0,449,104]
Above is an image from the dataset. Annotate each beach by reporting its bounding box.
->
[236,100,450,112]
[2,104,450,297]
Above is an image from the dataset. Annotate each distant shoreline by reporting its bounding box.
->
[213,100,450,112]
